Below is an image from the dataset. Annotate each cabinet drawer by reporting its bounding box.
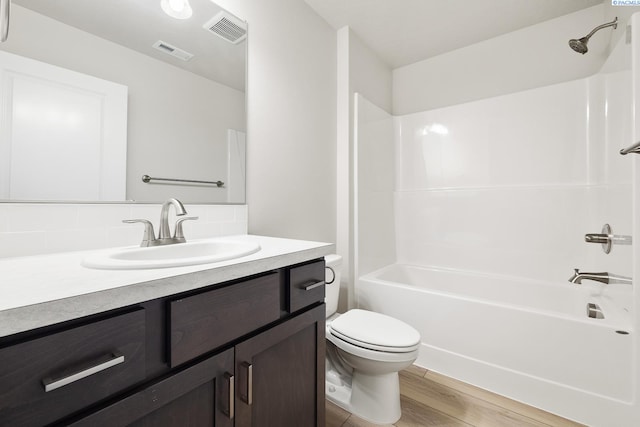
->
[288,259,325,313]
[0,309,146,427]
[169,271,281,367]
[68,348,234,427]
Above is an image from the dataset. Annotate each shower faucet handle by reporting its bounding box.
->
[584,224,631,254]
[584,234,609,244]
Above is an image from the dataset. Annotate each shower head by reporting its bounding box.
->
[569,17,618,55]
[568,37,589,54]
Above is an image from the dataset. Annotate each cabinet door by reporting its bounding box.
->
[67,349,234,427]
[235,304,325,427]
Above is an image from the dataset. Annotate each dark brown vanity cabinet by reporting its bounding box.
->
[0,258,326,427]
[235,304,325,427]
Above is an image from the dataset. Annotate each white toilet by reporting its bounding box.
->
[324,254,421,425]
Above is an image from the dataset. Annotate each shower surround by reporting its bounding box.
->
[394,71,632,284]
[354,15,640,427]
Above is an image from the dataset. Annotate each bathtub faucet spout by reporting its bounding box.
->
[568,268,632,285]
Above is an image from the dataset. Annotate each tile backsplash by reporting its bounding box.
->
[0,203,247,258]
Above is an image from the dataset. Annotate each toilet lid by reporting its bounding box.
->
[329,309,420,352]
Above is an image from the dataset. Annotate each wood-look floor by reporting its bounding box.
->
[326,365,585,427]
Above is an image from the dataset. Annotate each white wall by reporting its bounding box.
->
[2,5,245,203]
[354,94,394,277]
[393,4,608,114]
[349,32,393,113]
[335,27,392,308]
[213,0,336,243]
[336,27,352,309]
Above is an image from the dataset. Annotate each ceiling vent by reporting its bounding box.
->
[203,11,247,44]
[152,40,194,61]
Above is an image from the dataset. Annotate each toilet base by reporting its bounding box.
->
[326,369,402,425]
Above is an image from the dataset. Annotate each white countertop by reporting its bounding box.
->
[0,234,334,337]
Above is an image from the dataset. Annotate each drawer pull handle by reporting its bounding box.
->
[42,351,125,392]
[240,362,253,405]
[224,372,234,419]
[302,280,324,291]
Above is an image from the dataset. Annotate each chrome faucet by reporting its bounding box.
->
[123,198,198,247]
[568,268,632,285]
[158,198,187,242]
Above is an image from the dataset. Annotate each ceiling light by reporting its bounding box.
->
[161,0,192,20]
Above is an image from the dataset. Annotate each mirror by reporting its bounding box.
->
[0,0,246,204]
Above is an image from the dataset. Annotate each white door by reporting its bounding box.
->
[0,50,127,201]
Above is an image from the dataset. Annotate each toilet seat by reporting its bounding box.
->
[327,330,419,363]
[328,309,420,353]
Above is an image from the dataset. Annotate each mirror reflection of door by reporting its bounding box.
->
[0,50,127,201]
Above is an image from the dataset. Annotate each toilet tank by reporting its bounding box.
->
[324,254,342,318]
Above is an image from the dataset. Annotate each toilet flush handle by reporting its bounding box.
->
[325,266,335,284]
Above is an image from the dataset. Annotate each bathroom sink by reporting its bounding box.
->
[82,239,261,270]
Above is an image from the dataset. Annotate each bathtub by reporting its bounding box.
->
[357,264,635,427]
